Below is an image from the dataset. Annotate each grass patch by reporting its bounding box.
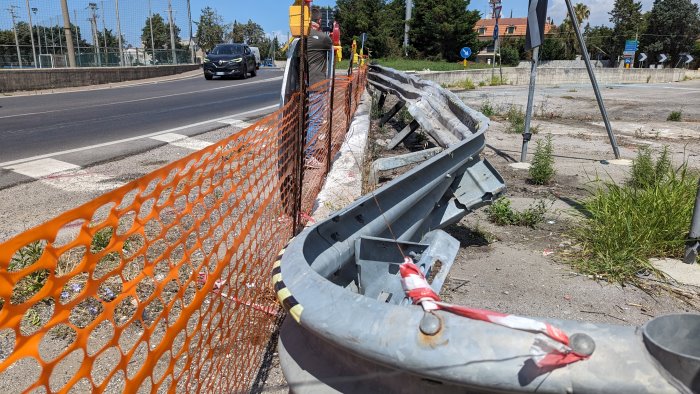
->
[574,148,699,283]
[478,80,487,87]
[505,106,539,134]
[529,135,556,185]
[339,58,495,71]
[451,78,476,90]
[370,93,382,119]
[479,101,496,118]
[667,110,682,122]
[567,89,578,92]
[489,76,508,86]
[487,197,548,228]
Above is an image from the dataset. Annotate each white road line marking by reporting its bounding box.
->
[0,76,283,120]
[150,133,214,150]
[0,104,279,168]
[218,119,253,128]
[6,158,80,178]
[4,158,124,192]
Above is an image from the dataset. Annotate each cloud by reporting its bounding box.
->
[547,0,700,26]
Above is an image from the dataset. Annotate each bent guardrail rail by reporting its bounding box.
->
[274,66,699,393]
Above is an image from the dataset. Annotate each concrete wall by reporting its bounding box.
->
[0,64,200,93]
[415,67,689,87]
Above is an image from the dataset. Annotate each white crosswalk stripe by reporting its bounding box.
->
[4,158,124,192]
[150,133,214,150]
[218,119,253,128]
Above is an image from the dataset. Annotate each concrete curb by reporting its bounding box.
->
[311,91,372,222]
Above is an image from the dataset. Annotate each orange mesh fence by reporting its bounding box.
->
[0,68,366,393]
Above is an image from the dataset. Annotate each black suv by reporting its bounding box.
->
[203,44,257,80]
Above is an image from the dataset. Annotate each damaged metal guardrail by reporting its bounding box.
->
[273,66,700,393]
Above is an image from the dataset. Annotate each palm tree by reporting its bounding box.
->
[573,3,590,26]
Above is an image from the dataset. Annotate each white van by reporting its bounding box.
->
[249,47,261,69]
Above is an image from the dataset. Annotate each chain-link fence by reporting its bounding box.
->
[1,0,195,68]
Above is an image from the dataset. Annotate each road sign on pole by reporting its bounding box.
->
[638,53,647,63]
[525,0,548,50]
[658,53,668,63]
[460,47,472,59]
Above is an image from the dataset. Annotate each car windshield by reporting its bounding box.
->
[211,45,243,55]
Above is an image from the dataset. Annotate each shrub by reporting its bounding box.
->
[480,101,496,117]
[574,149,699,283]
[667,111,682,122]
[487,197,547,228]
[529,135,556,185]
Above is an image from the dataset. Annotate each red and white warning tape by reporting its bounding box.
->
[400,257,588,369]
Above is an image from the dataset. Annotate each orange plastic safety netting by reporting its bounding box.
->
[0,68,366,393]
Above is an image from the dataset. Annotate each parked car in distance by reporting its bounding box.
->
[249,47,261,69]
[202,43,257,80]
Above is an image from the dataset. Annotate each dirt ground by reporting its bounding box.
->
[258,78,700,392]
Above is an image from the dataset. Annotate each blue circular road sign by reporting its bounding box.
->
[460,47,472,59]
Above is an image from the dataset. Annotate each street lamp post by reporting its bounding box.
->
[167,0,177,65]
[25,1,38,67]
[8,6,23,68]
[148,0,155,64]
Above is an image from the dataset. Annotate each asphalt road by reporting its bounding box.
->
[0,69,284,166]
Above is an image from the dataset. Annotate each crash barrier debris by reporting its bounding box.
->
[0,68,367,393]
[275,66,700,393]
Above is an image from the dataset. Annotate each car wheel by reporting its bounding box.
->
[241,65,249,79]
[204,74,213,80]
[250,67,257,77]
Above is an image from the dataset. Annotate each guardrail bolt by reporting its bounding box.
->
[569,333,596,356]
[419,312,441,336]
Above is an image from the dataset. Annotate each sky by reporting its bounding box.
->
[187,0,700,42]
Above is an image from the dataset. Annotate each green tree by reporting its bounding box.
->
[336,0,404,58]
[609,0,644,63]
[195,7,228,53]
[585,25,614,61]
[641,0,700,64]
[141,13,182,52]
[409,0,482,61]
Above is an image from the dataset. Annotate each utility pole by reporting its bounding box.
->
[148,0,155,64]
[74,10,82,66]
[187,0,194,63]
[24,1,38,68]
[8,6,23,68]
[101,0,108,64]
[404,0,412,57]
[167,0,177,65]
[59,0,76,67]
[115,0,124,66]
[88,3,101,66]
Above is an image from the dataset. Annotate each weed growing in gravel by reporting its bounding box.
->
[574,148,699,283]
[398,107,413,127]
[628,146,671,189]
[8,241,48,305]
[487,197,547,228]
[529,135,556,185]
[479,101,496,117]
[489,76,508,86]
[667,110,682,122]
[478,80,487,87]
[457,78,476,90]
[505,106,539,134]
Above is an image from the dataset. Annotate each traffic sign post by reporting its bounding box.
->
[460,47,471,69]
[564,0,620,159]
[520,0,548,163]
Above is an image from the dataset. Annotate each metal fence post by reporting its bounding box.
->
[684,179,700,264]
[293,5,307,234]
[326,64,337,172]
[564,0,621,159]
[520,46,539,162]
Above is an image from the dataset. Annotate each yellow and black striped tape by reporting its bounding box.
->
[272,239,304,323]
